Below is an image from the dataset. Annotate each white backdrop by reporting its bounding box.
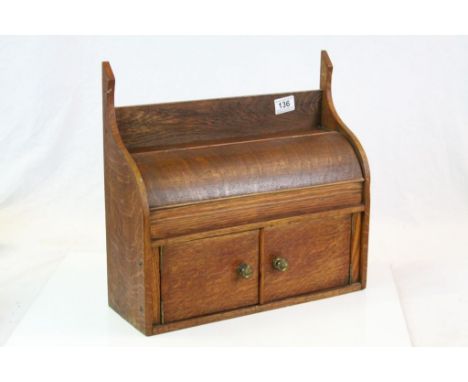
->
[1,36,468,345]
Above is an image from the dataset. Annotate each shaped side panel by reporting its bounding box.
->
[102,62,159,334]
[320,51,371,288]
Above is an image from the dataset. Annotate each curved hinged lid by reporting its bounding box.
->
[132,130,363,208]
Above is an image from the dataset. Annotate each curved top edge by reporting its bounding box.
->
[102,61,151,217]
[319,52,370,182]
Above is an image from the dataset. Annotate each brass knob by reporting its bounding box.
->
[272,257,288,272]
[237,263,253,279]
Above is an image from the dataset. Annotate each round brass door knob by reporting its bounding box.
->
[237,263,253,279]
[272,257,289,272]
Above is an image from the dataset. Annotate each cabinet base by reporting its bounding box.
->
[151,282,363,336]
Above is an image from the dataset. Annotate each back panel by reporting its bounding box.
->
[116,90,322,151]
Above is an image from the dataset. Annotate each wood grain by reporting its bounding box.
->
[151,205,364,247]
[350,212,362,283]
[150,181,363,239]
[116,90,322,151]
[153,283,362,335]
[161,231,259,323]
[320,50,370,289]
[262,215,351,303]
[103,62,158,335]
[134,131,363,208]
[258,228,265,304]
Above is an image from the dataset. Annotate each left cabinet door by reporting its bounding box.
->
[161,230,259,323]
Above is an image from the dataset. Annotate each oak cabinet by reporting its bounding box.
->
[103,51,370,335]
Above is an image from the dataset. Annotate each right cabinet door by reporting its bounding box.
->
[262,214,351,303]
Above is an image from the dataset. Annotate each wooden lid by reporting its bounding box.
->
[132,130,363,208]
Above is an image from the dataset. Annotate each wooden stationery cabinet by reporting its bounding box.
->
[102,51,370,335]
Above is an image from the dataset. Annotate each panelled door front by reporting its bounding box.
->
[161,230,259,323]
[262,215,352,303]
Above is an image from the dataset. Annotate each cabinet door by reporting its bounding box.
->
[161,230,259,323]
[262,215,351,303]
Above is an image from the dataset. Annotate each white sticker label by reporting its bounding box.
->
[274,95,295,115]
